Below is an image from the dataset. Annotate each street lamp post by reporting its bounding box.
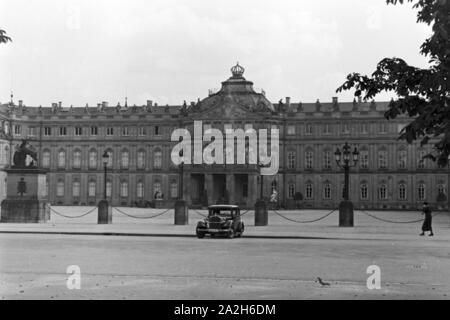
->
[259,163,264,200]
[335,142,359,227]
[102,151,108,200]
[98,151,111,224]
[174,149,188,225]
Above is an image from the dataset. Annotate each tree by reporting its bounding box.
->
[0,29,12,44]
[337,0,450,166]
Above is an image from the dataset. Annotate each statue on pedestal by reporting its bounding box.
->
[12,139,37,169]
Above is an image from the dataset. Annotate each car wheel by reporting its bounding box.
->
[196,230,205,239]
[227,229,234,239]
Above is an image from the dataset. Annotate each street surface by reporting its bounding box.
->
[1,208,449,299]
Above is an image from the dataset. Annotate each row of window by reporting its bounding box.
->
[12,125,161,137]
[53,180,179,199]
[10,121,406,138]
[287,149,432,170]
[39,147,433,171]
[286,122,405,136]
[42,149,163,170]
[285,181,441,201]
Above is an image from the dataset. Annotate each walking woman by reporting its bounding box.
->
[420,202,434,236]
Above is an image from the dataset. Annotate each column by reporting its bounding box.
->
[226,174,235,204]
[205,174,213,205]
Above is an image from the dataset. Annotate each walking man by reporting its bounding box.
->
[420,202,434,236]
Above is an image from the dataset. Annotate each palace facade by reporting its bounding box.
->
[0,64,448,210]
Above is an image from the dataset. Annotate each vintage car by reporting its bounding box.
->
[196,205,245,239]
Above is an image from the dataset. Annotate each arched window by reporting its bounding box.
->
[121,150,129,169]
[105,150,113,169]
[42,150,51,168]
[438,184,446,196]
[89,150,97,169]
[418,150,427,169]
[73,150,81,169]
[418,183,426,200]
[120,181,128,197]
[58,150,66,169]
[305,182,313,199]
[398,149,407,169]
[323,182,331,200]
[153,148,162,169]
[360,183,368,200]
[378,149,388,169]
[106,180,112,197]
[136,181,144,198]
[153,181,162,199]
[360,149,369,169]
[287,151,296,169]
[288,182,295,199]
[72,181,80,197]
[271,180,277,193]
[170,181,178,199]
[398,183,407,200]
[379,184,387,200]
[57,180,65,197]
[4,145,10,166]
[137,150,146,169]
[88,181,96,197]
[323,150,331,169]
[305,150,313,169]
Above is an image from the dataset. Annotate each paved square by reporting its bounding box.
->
[1,207,449,299]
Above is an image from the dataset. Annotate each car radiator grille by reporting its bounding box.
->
[209,216,222,229]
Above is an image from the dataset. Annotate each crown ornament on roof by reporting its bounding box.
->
[231,62,245,78]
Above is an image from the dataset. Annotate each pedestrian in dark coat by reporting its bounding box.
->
[420,202,434,236]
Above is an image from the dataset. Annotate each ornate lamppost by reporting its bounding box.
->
[334,142,359,227]
[98,151,111,224]
[174,148,188,225]
[102,151,108,200]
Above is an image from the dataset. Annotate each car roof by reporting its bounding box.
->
[208,204,239,209]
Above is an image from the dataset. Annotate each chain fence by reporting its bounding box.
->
[46,204,98,219]
[270,209,337,224]
[112,207,172,219]
[357,209,443,224]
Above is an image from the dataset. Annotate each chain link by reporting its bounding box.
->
[271,209,337,223]
[358,210,442,224]
[47,204,97,219]
[112,207,172,219]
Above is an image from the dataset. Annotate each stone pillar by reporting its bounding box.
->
[205,174,213,205]
[248,174,258,207]
[174,200,189,225]
[1,168,49,223]
[339,200,354,227]
[254,199,268,226]
[98,199,112,224]
[183,171,191,205]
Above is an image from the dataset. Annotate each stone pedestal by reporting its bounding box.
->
[174,200,189,225]
[339,200,354,227]
[98,199,112,224]
[1,168,49,223]
[154,199,165,209]
[254,199,268,226]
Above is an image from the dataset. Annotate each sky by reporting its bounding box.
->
[0,0,431,107]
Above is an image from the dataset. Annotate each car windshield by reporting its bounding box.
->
[208,208,236,218]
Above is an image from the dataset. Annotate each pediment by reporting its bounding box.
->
[195,100,268,120]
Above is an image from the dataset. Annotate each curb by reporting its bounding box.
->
[0,230,343,240]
